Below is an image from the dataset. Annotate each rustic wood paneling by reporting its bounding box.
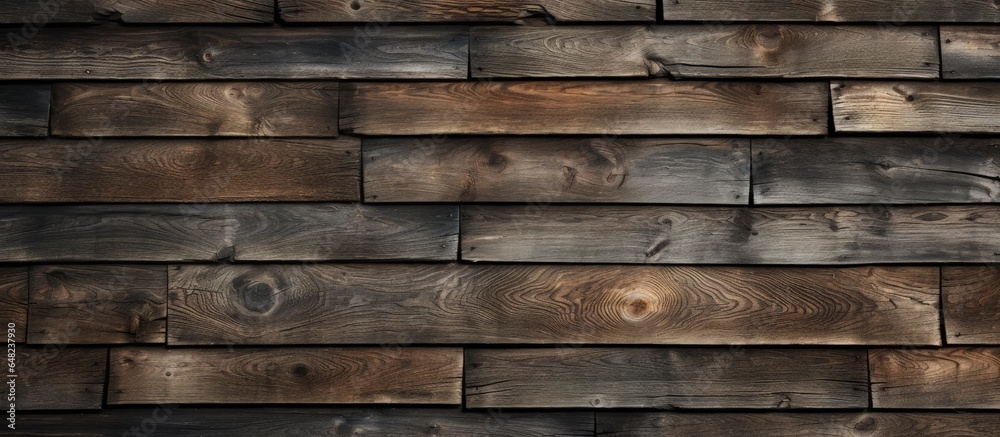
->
[28,265,168,344]
[0,138,360,202]
[363,137,750,204]
[942,26,1000,79]
[108,347,463,405]
[51,82,339,137]
[95,0,274,23]
[662,0,1000,22]
[168,264,940,346]
[466,348,868,408]
[0,26,468,80]
[0,268,28,343]
[462,205,1000,264]
[341,81,828,136]
[0,0,96,22]
[833,82,1000,133]
[278,0,656,22]
[871,348,1000,409]
[471,25,938,78]
[753,137,1000,204]
[0,84,49,137]
[943,266,1000,345]
[16,347,108,410]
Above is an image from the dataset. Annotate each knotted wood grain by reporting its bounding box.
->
[943,266,1000,344]
[95,0,274,22]
[16,347,108,410]
[833,82,1000,133]
[0,84,49,137]
[871,348,1000,408]
[662,0,1000,22]
[942,26,1000,79]
[278,0,656,22]
[0,268,27,342]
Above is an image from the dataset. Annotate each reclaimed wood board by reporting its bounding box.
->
[943,266,1000,345]
[278,0,656,22]
[833,82,1000,133]
[94,0,274,23]
[0,84,50,137]
[942,26,1000,79]
[0,0,95,23]
[871,347,1000,408]
[661,0,1000,22]
[16,347,108,410]
[0,268,28,343]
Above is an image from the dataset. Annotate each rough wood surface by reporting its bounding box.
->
[16,347,108,410]
[28,265,168,344]
[466,348,868,409]
[871,348,1000,409]
[0,268,28,343]
[462,205,1000,264]
[0,0,96,22]
[108,347,463,405]
[833,81,1000,133]
[942,26,1000,79]
[472,25,938,78]
[51,82,339,137]
[363,137,750,204]
[278,0,656,22]
[0,138,360,202]
[0,84,50,137]
[662,0,1000,22]
[753,137,1000,204]
[168,264,940,346]
[94,0,274,22]
[341,81,828,135]
[943,266,1000,345]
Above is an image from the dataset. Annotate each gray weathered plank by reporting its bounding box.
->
[0,84,50,137]
[662,0,1000,22]
[278,0,656,22]
[16,347,108,410]
[0,268,28,343]
[871,347,1000,409]
[943,266,1000,345]
[94,0,274,22]
[833,82,1000,133]
[942,26,1000,79]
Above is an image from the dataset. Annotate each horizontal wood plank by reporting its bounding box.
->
[662,0,1000,22]
[943,266,1000,345]
[0,84,50,137]
[472,25,937,78]
[341,81,828,135]
[871,347,1000,409]
[16,347,108,410]
[462,205,1000,264]
[466,348,868,408]
[94,0,274,23]
[942,26,1000,79]
[279,0,656,22]
[0,0,96,22]
[833,81,1000,133]
[108,347,463,404]
[363,137,749,204]
[0,268,28,343]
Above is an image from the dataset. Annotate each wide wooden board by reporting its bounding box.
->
[943,266,1000,345]
[95,0,274,22]
[661,0,1000,22]
[0,268,28,343]
[833,82,1000,133]
[0,84,50,137]
[942,26,1000,79]
[16,347,108,410]
[871,348,1000,408]
[278,0,656,22]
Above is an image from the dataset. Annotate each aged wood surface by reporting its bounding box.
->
[363,137,750,204]
[753,137,1000,204]
[108,347,463,405]
[662,0,1000,22]
[0,138,360,202]
[16,347,108,410]
[94,0,274,22]
[466,348,868,408]
[942,26,1000,79]
[472,25,937,78]
[0,0,94,23]
[833,81,1000,133]
[0,84,50,137]
[341,81,828,135]
[278,0,656,22]
[0,268,28,343]
[943,266,1000,345]
[871,347,1000,408]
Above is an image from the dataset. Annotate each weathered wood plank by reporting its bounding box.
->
[466,348,868,408]
[942,26,1000,79]
[0,26,467,80]
[0,84,49,137]
[0,138,360,202]
[279,0,656,22]
[871,348,1000,409]
[753,137,1000,204]
[364,138,749,204]
[472,25,937,79]
[29,265,167,344]
[108,347,462,404]
[16,347,108,410]
[341,81,828,136]
[168,264,940,346]
[94,0,274,23]
[51,82,339,137]
[0,0,96,23]
[943,266,1000,345]
[462,205,1000,264]
[833,82,1000,133]
[0,268,28,343]
[662,0,1000,22]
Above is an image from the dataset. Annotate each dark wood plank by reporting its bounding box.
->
[51,82,339,137]
[279,0,656,22]
[16,347,108,410]
[871,348,1000,409]
[0,0,95,23]
[0,84,49,137]
[0,138,360,202]
[364,137,749,204]
[942,26,1000,79]
[94,0,274,23]
[28,265,167,344]
[472,25,937,79]
[0,268,28,343]
[341,81,828,136]
[833,82,1000,133]
[662,0,1000,22]
[753,137,1000,204]
[466,348,868,408]
[169,264,940,346]
[462,205,1000,264]
[0,26,467,80]
[943,266,1000,345]
[108,347,462,404]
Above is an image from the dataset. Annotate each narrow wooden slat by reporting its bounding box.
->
[28,265,168,344]
[0,84,49,137]
[279,0,656,22]
[364,138,750,204]
[472,25,937,78]
[466,348,868,408]
[16,347,108,410]
[753,137,1000,204]
[833,82,1000,133]
[94,0,274,23]
[942,26,1000,79]
[108,347,463,404]
[462,205,1000,264]
[0,268,28,342]
[341,81,828,136]
[662,0,1000,22]
[943,266,1000,345]
[0,138,360,202]
[51,83,339,137]
[871,348,1000,409]
[0,0,95,23]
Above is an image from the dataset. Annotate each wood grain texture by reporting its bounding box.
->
[0,0,94,23]
[363,137,749,204]
[753,137,1000,204]
[0,138,360,202]
[943,266,1000,345]
[341,81,828,136]
[833,82,1000,133]
[0,26,467,80]
[0,268,28,343]
[871,348,1000,409]
[94,0,274,22]
[51,82,339,137]
[0,84,50,137]
[108,347,463,405]
[16,347,108,410]
[168,264,940,346]
[278,0,656,22]
[942,26,1000,79]
[662,0,1000,22]
[472,25,937,78]
[466,348,868,409]
[28,265,168,344]
[462,205,1000,264]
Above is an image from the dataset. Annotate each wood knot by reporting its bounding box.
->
[485,152,508,172]
[231,271,285,314]
[292,364,309,377]
[622,291,658,321]
[854,416,877,432]
[749,25,786,50]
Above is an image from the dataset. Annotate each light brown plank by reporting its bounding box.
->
[16,347,108,410]
[279,0,656,22]
[341,81,828,136]
[108,347,462,405]
[833,82,1000,133]
[942,26,1000,79]
[662,0,1000,22]
[466,348,868,409]
[363,137,749,204]
[943,266,1000,345]
[871,348,1000,409]
[0,268,28,343]
[0,84,50,137]
[94,0,274,22]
